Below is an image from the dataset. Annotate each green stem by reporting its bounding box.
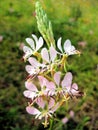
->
[49,118,54,130]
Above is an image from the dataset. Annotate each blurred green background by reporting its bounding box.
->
[0,0,98,130]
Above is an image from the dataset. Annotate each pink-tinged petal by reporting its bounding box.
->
[62,117,68,124]
[54,72,61,86]
[57,37,63,53]
[25,65,35,75]
[26,38,35,50]
[36,37,43,51]
[25,81,38,92]
[46,82,56,95]
[28,57,40,67]
[23,90,36,99]
[23,46,33,54]
[71,83,79,94]
[64,39,71,52]
[41,48,50,63]
[38,76,48,88]
[26,106,41,115]
[72,83,78,90]
[36,97,45,109]
[32,34,38,43]
[49,46,57,62]
[51,102,60,113]
[61,72,72,90]
[48,98,55,109]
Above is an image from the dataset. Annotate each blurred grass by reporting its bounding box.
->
[0,0,98,130]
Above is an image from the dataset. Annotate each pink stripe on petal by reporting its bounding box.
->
[26,106,40,115]
[36,97,45,109]
[25,81,38,92]
[51,102,60,112]
[54,72,61,86]
[48,98,55,109]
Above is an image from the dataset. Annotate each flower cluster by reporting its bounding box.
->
[22,1,83,128]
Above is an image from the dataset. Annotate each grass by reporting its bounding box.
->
[0,0,98,129]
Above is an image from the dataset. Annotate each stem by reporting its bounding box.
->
[49,118,54,130]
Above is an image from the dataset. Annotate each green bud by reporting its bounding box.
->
[35,1,55,48]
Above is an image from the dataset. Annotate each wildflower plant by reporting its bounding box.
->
[22,1,83,128]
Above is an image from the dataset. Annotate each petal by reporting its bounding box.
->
[36,97,45,109]
[54,72,61,86]
[26,106,41,115]
[46,82,55,90]
[26,38,35,50]
[51,102,60,113]
[46,82,56,95]
[68,46,76,55]
[48,97,55,109]
[23,46,33,54]
[25,65,35,75]
[38,76,48,88]
[23,90,36,99]
[25,81,38,92]
[57,37,63,53]
[36,37,43,51]
[72,83,78,90]
[71,83,79,94]
[71,45,75,52]
[41,48,50,63]
[61,72,72,90]
[28,57,40,67]
[32,34,38,43]
[49,46,57,62]
[64,39,71,53]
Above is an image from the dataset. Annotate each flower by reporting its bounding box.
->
[61,72,82,97]
[23,34,43,60]
[25,57,47,79]
[57,37,80,56]
[53,72,82,98]
[26,97,59,127]
[23,76,49,100]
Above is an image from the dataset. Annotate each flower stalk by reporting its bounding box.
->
[21,1,83,128]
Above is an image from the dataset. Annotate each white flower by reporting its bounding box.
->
[57,37,80,56]
[23,34,44,60]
